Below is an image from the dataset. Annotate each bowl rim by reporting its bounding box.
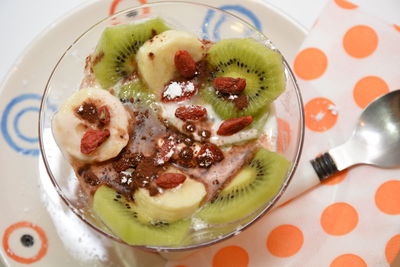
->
[38,0,305,252]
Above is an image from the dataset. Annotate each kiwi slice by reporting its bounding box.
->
[196,148,289,224]
[202,38,285,119]
[92,185,191,246]
[118,80,155,105]
[91,18,169,89]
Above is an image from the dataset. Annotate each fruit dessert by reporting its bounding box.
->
[52,17,289,247]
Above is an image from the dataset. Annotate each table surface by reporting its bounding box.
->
[1,0,399,86]
[0,1,400,267]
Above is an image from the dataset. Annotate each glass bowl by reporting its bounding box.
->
[39,1,304,252]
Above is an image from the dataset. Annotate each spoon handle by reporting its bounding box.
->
[275,142,359,207]
[310,152,339,180]
[275,161,321,206]
[275,151,343,207]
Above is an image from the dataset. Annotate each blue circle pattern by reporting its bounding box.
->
[1,93,41,156]
[202,5,262,41]
[14,107,40,143]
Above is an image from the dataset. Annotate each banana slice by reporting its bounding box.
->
[53,87,130,163]
[136,30,204,95]
[134,169,206,222]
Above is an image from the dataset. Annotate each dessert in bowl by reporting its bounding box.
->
[39,1,304,251]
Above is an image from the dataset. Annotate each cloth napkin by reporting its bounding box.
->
[166,0,400,266]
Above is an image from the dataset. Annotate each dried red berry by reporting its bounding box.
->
[213,77,246,94]
[217,116,253,136]
[156,173,187,189]
[174,50,196,78]
[196,143,224,168]
[233,95,249,110]
[175,105,207,121]
[80,129,110,154]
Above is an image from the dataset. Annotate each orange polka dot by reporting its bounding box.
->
[353,76,389,108]
[266,224,304,257]
[2,221,48,264]
[277,118,291,153]
[334,0,358,9]
[343,25,378,58]
[394,25,400,32]
[385,234,400,264]
[322,170,348,185]
[320,202,358,236]
[375,180,400,215]
[213,246,249,267]
[294,48,328,80]
[304,97,338,132]
[330,254,367,267]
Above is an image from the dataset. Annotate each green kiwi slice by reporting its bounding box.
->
[202,38,285,120]
[118,80,155,105]
[92,185,191,246]
[91,18,169,89]
[196,148,289,224]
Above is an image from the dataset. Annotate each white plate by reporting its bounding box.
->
[0,0,306,266]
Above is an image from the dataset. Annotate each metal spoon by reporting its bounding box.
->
[277,89,400,205]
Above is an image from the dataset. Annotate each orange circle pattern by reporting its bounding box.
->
[212,245,249,267]
[109,0,149,16]
[266,224,304,257]
[353,76,389,109]
[394,25,400,32]
[343,25,378,58]
[2,221,48,264]
[320,202,358,236]
[304,97,338,132]
[334,0,358,9]
[330,254,367,267]
[386,235,400,264]
[375,180,400,215]
[294,48,328,80]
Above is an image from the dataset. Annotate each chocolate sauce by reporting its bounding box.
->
[183,122,196,133]
[73,104,258,203]
[92,51,104,66]
[198,130,211,140]
[135,157,161,179]
[175,147,196,168]
[76,102,98,123]
[84,171,100,186]
[195,60,211,85]
[113,150,143,172]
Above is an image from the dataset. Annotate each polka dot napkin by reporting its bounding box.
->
[166,0,400,266]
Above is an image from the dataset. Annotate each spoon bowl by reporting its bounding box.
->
[352,89,400,167]
[277,89,400,206]
[325,89,400,173]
